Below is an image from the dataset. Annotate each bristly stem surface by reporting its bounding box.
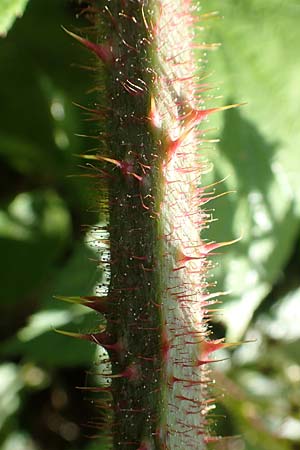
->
[63,1,233,448]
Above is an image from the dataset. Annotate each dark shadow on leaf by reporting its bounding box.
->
[220,101,276,196]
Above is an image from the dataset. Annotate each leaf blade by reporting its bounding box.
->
[0,0,30,37]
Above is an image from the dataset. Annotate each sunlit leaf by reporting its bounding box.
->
[2,431,39,450]
[258,287,300,341]
[201,0,300,339]
[0,0,29,37]
[0,364,23,429]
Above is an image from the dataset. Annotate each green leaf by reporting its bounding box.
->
[201,0,300,339]
[0,190,71,307]
[1,243,102,367]
[0,0,29,37]
[0,133,55,176]
[0,363,23,429]
[13,327,97,367]
[1,305,99,367]
[2,432,39,450]
[206,108,299,340]
[258,287,300,342]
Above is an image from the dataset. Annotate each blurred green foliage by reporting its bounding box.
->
[0,1,300,450]
[0,0,29,37]
[202,1,300,449]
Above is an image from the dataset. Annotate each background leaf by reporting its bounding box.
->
[201,0,300,340]
[0,0,29,36]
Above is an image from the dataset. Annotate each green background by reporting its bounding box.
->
[0,1,300,449]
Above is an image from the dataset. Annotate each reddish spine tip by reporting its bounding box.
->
[62,26,113,64]
[73,295,109,314]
